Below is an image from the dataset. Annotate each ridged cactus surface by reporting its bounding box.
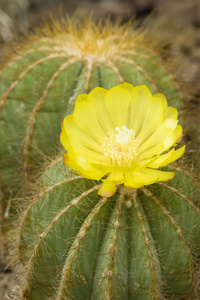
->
[11,158,200,300]
[0,18,182,196]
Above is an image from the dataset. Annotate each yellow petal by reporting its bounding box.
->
[92,162,142,174]
[138,127,170,160]
[60,129,71,151]
[63,115,101,153]
[153,94,178,121]
[146,146,185,169]
[164,106,178,120]
[153,93,168,110]
[69,136,106,162]
[105,86,131,128]
[63,153,105,180]
[104,172,125,184]
[98,182,116,198]
[63,152,77,170]
[163,135,176,149]
[79,166,106,180]
[138,118,179,160]
[173,125,183,142]
[74,101,107,142]
[75,94,88,107]
[125,169,175,189]
[129,85,152,134]
[136,95,163,143]
[118,82,135,93]
[62,116,107,177]
[160,146,185,166]
[88,87,108,100]
[87,87,114,133]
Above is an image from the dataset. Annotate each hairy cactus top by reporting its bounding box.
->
[0,17,182,198]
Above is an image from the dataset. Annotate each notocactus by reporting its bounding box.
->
[0,17,182,197]
[10,157,200,299]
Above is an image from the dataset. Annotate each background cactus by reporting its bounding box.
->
[10,156,200,300]
[0,17,183,200]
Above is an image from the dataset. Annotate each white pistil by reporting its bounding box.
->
[115,125,133,145]
[101,125,139,167]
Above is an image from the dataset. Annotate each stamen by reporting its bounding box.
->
[101,125,139,167]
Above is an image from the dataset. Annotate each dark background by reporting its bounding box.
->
[0,0,200,298]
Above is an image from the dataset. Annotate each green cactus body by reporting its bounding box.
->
[12,158,200,300]
[0,19,182,197]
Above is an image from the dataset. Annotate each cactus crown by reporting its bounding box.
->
[34,17,145,62]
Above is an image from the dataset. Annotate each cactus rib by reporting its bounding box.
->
[18,184,101,300]
[0,53,69,112]
[114,56,159,92]
[23,57,78,172]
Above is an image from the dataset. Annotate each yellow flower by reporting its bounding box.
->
[60,83,185,197]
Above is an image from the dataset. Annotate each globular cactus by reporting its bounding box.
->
[0,17,182,198]
[10,157,200,300]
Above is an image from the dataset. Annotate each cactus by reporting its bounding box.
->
[10,156,200,300]
[0,17,182,198]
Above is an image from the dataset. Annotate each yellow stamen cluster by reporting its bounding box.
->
[101,125,139,167]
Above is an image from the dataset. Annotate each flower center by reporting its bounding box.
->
[101,125,139,167]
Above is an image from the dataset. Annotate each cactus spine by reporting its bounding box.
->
[0,17,182,198]
[10,157,200,299]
